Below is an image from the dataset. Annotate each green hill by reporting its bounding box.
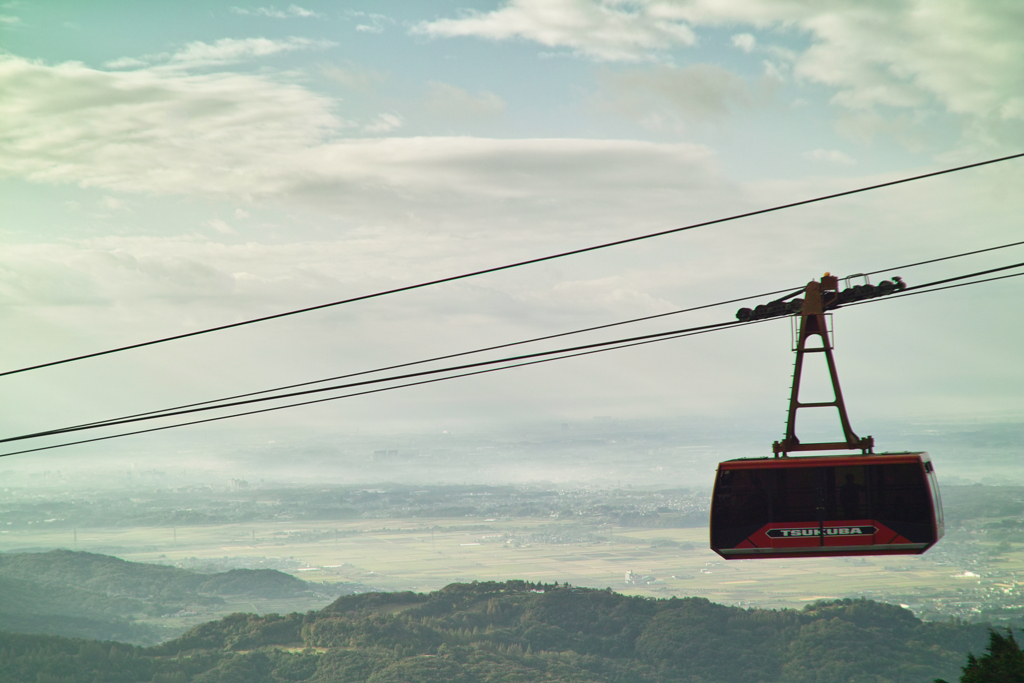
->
[0,580,993,683]
[0,550,318,601]
[0,550,339,645]
[0,575,1007,681]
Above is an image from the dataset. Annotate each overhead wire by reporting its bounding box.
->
[6,255,1024,447]
[896,260,1024,292]
[0,319,742,443]
[864,239,1024,277]
[0,319,772,458]
[4,151,1023,379]
[9,238,1024,436]
[843,269,1024,309]
[834,260,1024,312]
[32,285,801,435]
[4,261,1021,458]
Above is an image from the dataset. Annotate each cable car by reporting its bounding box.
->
[710,274,944,560]
[711,452,943,559]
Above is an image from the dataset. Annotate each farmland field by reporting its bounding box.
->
[0,515,1011,616]
[1,480,1020,634]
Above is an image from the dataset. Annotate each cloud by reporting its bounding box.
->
[802,148,855,165]
[100,196,128,210]
[207,218,237,235]
[0,52,736,225]
[419,0,1024,146]
[0,54,340,196]
[104,56,149,70]
[168,36,334,68]
[421,82,506,119]
[231,5,321,19]
[7,160,1022,441]
[412,0,695,62]
[786,2,1024,123]
[731,33,755,53]
[344,10,394,34]
[101,37,333,71]
[321,62,387,90]
[362,113,403,134]
[0,14,20,24]
[550,276,675,314]
[593,63,758,129]
[0,242,237,307]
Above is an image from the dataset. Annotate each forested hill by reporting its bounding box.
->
[0,550,338,644]
[0,549,320,600]
[0,581,999,682]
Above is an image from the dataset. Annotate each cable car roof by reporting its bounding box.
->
[718,452,929,470]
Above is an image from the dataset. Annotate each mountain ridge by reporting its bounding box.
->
[0,549,346,645]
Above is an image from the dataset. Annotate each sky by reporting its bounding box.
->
[1,0,1022,480]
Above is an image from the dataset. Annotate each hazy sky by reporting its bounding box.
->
[1,1,1022,473]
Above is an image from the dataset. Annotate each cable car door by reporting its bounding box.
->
[765,465,876,552]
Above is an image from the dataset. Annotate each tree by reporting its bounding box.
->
[938,629,1024,683]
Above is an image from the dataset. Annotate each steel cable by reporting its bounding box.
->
[4,152,1023,378]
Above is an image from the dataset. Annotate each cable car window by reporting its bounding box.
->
[771,467,818,522]
[928,468,944,525]
[867,463,931,537]
[713,469,770,523]
[830,465,867,520]
[711,468,771,548]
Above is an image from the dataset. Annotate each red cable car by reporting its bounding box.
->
[711,452,943,559]
[710,275,944,559]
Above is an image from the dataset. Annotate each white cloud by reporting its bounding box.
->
[234,208,250,219]
[793,4,1024,127]
[789,2,1024,122]
[362,113,403,134]
[0,241,238,308]
[419,0,1024,145]
[104,56,149,70]
[0,14,20,24]
[731,33,755,53]
[550,276,675,314]
[412,0,695,62]
[100,37,333,71]
[344,10,394,34]
[284,4,315,17]
[593,63,759,129]
[6,161,1022,440]
[207,218,237,234]
[802,148,855,165]
[421,82,507,119]
[231,5,321,19]
[321,62,387,90]
[100,196,128,210]
[0,54,340,196]
[0,52,737,224]
[168,36,334,68]
[761,59,785,82]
